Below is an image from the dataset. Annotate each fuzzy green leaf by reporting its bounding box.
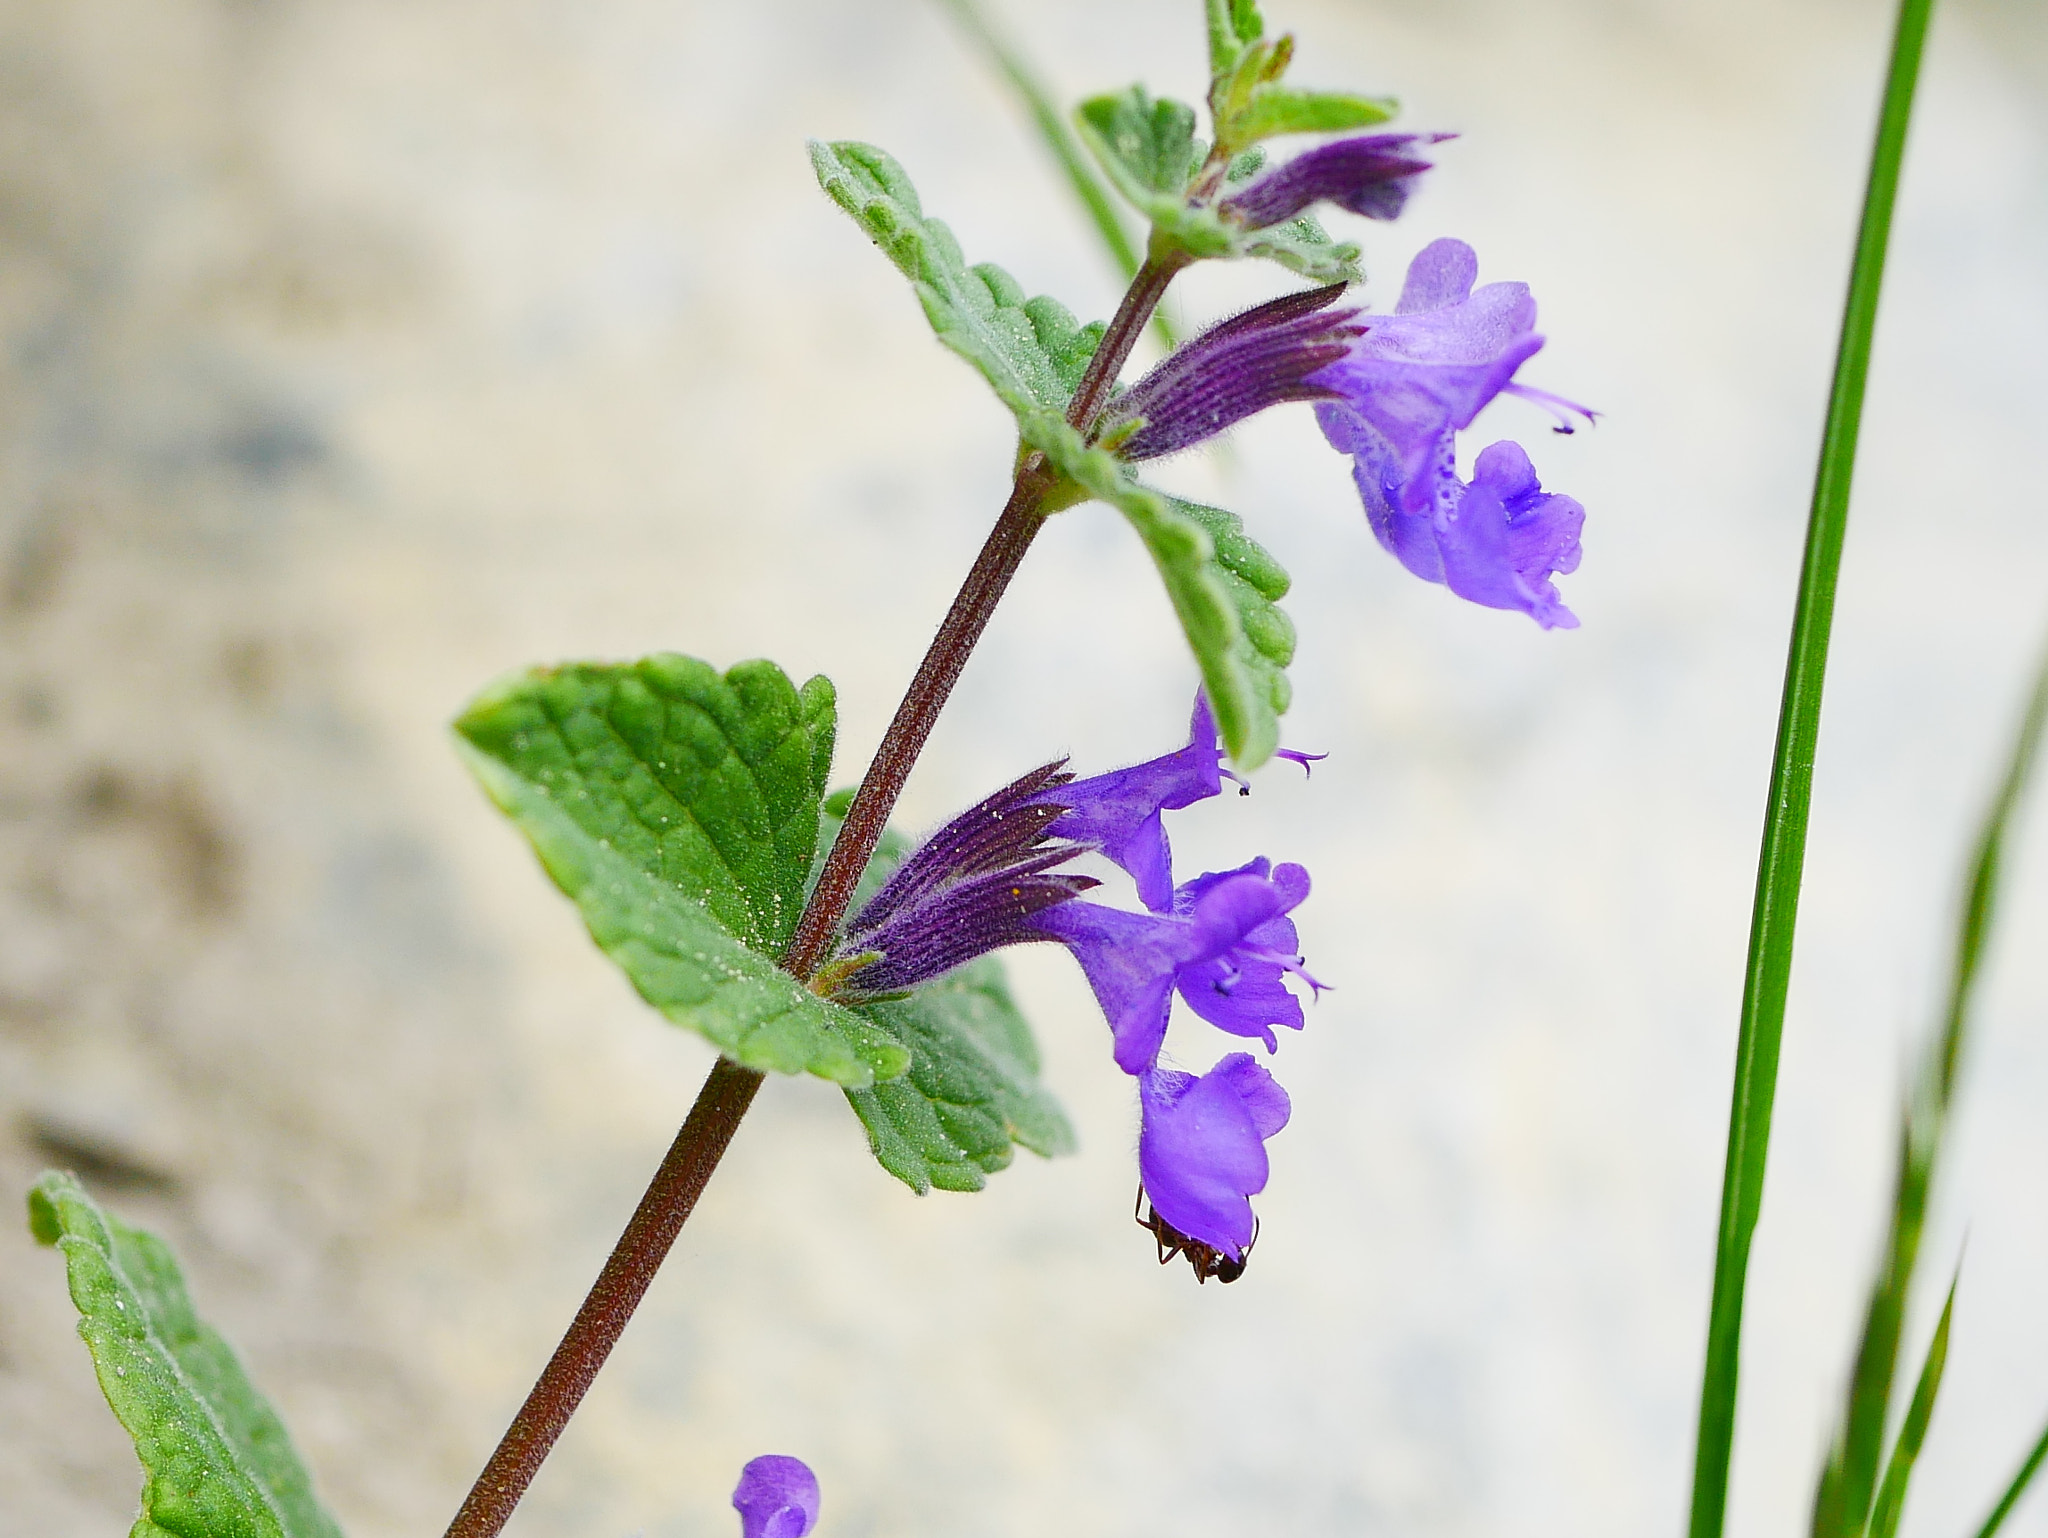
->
[455,656,907,1088]
[812,801,1075,1193]
[1231,87,1397,144]
[1023,416,1291,768]
[1243,214,1363,284]
[809,139,1104,420]
[848,960,1078,1193]
[28,1171,344,1538]
[1076,87,1201,216]
[1205,0,1265,75]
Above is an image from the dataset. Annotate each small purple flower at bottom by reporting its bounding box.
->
[1030,857,1320,1074]
[1039,694,1323,914]
[733,1455,819,1538]
[1139,1054,1292,1260]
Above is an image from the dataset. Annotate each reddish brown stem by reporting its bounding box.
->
[441,1058,764,1538]
[782,250,1186,981]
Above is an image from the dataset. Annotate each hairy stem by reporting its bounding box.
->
[441,251,1186,1538]
[783,249,1183,981]
[443,1058,765,1538]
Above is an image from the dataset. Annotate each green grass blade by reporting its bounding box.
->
[1686,3,1936,1536]
[1814,628,2048,1538]
[1867,1270,1958,1538]
[931,0,1179,348]
[1973,1413,2048,1538]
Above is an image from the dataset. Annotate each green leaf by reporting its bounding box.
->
[454,656,908,1088]
[1242,214,1362,285]
[28,1171,344,1538]
[1972,1409,2048,1538]
[1075,87,1201,218]
[1687,4,1936,1535]
[848,959,1078,1193]
[1814,627,2048,1538]
[812,800,1076,1194]
[1022,415,1292,768]
[1229,87,1397,145]
[1205,0,1265,76]
[809,139,1104,420]
[1867,1272,1957,1538]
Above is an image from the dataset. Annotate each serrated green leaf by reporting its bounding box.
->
[455,656,908,1088]
[812,802,1075,1194]
[1231,87,1398,145]
[28,1172,344,1538]
[848,959,1078,1194]
[1076,87,1201,218]
[1022,415,1291,768]
[809,139,1104,421]
[1243,215,1363,284]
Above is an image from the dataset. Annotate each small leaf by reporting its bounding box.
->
[1230,87,1398,145]
[455,656,908,1088]
[1205,0,1264,76]
[814,802,1076,1194]
[809,139,1104,420]
[1023,415,1291,769]
[28,1171,345,1538]
[1243,215,1363,285]
[1868,1271,1957,1538]
[1076,87,1202,218]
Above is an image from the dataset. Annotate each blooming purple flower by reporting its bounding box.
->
[1220,132,1453,230]
[831,761,1096,996]
[1101,285,1363,464]
[733,1455,820,1538]
[1138,1053,1291,1260]
[1030,857,1319,1074]
[1036,693,1321,913]
[1310,237,1592,627]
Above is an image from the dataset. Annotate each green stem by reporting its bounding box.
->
[1686,4,1935,1537]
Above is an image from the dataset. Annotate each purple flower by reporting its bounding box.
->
[1030,857,1320,1074]
[1037,693,1322,913]
[1310,237,1592,627]
[830,761,1097,995]
[1100,285,1364,464]
[733,1455,820,1538]
[1138,1054,1291,1259]
[1221,133,1453,230]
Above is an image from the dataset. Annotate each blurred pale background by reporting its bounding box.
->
[3,0,2046,1535]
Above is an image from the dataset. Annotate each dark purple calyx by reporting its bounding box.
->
[829,761,1099,996]
[1101,284,1366,463]
[1221,132,1452,230]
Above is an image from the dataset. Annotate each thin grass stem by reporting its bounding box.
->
[1686,3,1936,1535]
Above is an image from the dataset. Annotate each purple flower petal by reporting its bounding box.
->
[1036,694,1228,913]
[1308,239,1592,626]
[1031,857,1319,1071]
[733,1455,820,1538]
[1138,1055,1292,1259]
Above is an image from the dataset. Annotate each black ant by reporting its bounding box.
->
[1134,1185,1256,1284]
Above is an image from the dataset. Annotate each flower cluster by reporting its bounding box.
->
[830,696,1321,1279]
[1093,133,1594,628]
